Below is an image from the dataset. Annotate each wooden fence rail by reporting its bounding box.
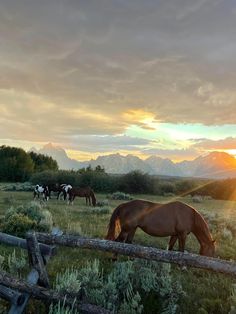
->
[0,231,110,314]
[35,232,236,278]
[0,232,56,257]
[0,271,111,314]
[2,230,236,313]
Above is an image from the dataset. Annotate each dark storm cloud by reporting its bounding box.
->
[0,0,235,146]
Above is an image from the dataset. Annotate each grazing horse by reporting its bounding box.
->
[61,184,72,200]
[47,183,61,199]
[68,187,96,206]
[48,183,72,200]
[106,199,215,257]
[33,184,50,201]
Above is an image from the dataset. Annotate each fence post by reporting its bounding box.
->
[7,231,54,314]
[26,232,50,288]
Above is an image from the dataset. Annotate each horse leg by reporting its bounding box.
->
[63,191,67,201]
[178,232,187,252]
[112,229,129,261]
[69,195,75,206]
[125,229,137,260]
[168,235,178,250]
[126,228,137,244]
[57,191,60,200]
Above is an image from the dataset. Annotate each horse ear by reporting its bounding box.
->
[212,239,216,244]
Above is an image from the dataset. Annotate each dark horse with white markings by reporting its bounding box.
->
[48,183,72,200]
[68,187,96,206]
[106,200,215,257]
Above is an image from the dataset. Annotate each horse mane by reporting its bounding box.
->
[193,207,213,243]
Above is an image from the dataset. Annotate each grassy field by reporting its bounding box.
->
[0,190,236,313]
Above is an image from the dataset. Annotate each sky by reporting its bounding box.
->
[0,0,236,162]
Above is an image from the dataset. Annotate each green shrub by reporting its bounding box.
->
[0,182,34,192]
[229,284,236,314]
[16,201,44,223]
[49,301,77,314]
[2,202,53,237]
[2,213,36,237]
[55,268,81,294]
[158,182,176,196]
[118,171,154,194]
[110,191,133,200]
[55,259,183,314]
[0,250,27,279]
[8,250,27,277]
[96,199,109,207]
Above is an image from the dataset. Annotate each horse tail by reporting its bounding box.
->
[90,189,96,206]
[105,205,121,240]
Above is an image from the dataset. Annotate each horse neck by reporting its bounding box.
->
[192,211,213,247]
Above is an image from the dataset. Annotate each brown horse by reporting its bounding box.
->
[106,199,215,257]
[68,187,97,206]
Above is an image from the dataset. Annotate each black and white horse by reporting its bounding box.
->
[48,183,72,200]
[59,184,72,200]
[33,184,50,201]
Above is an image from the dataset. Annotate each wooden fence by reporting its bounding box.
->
[1,230,236,313]
[36,232,236,278]
[0,231,110,314]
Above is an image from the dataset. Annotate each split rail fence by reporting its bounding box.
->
[1,230,236,313]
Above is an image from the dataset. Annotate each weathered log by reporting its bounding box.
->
[0,232,56,257]
[26,232,50,288]
[8,268,39,314]
[0,271,111,314]
[35,232,236,278]
[0,285,25,305]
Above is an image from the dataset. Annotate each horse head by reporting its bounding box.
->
[200,240,216,257]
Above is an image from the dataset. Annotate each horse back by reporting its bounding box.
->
[139,201,196,236]
[118,199,161,227]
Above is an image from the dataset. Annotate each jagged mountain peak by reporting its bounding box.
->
[32,144,236,178]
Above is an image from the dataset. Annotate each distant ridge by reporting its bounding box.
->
[29,143,88,170]
[32,143,236,178]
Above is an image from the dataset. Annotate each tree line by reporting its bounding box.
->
[1,145,236,200]
[0,146,58,182]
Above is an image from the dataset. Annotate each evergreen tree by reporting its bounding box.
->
[0,146,34,181]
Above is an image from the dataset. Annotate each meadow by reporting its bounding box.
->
[0,190,236,313]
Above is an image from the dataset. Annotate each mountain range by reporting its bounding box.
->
[30,143,236,179]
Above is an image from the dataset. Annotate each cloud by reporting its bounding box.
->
[63,134,152,153]
[0,0,236,156]
[193,137,236,150]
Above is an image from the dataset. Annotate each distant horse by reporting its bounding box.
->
[61,184,72,200]
[33,184,50,201]
[106,200,215,257]
[47,183,61,199]
[68,187,96,206]
[48,183,72,200]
